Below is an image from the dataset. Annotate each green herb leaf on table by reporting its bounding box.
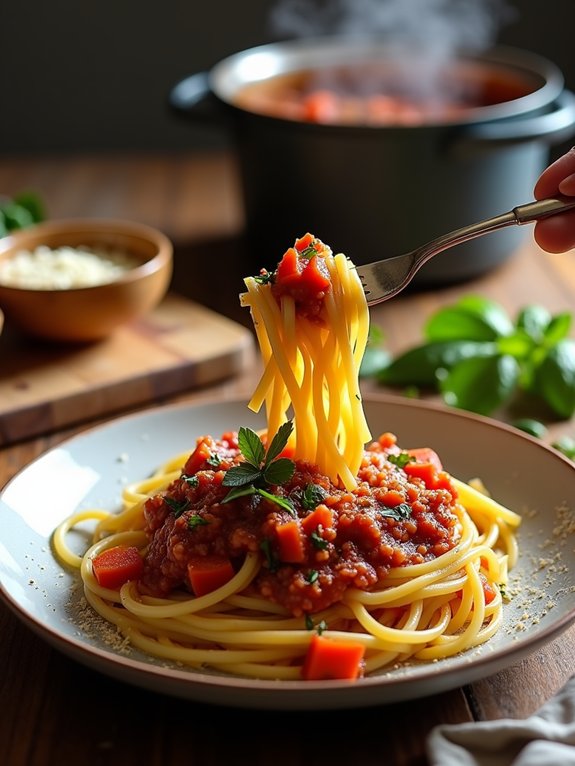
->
[0,192,44,237]
[364,295,575,421]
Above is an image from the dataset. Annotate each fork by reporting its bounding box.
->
[357,195,575,306]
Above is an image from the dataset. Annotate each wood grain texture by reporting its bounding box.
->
[0,293,255,445]
[1,151,575,766]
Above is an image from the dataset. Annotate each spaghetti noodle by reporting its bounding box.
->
[53,234,521,681]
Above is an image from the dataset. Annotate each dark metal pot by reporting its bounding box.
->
[170,38,575,283]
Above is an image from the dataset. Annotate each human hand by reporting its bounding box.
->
[533,147,575,253]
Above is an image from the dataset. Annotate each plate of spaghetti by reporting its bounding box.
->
[2,234,575,710]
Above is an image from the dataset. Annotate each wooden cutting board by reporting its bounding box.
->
[0,293,255,446]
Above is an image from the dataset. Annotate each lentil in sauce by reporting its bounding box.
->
[140,430,460,617]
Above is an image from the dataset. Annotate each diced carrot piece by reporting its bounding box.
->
[275,247,301,284]
[378,490,405,508]
[404,456,453,491]
[404,460,438,488]
[294,233,314,252]
[301,505,334,535]
[187,555,235,597]
[92,545,144,589]
[276,521,306,563]
[480,573,498,605]
[406,447,443,471]
[184,436,215,475]
[302,634,365,681]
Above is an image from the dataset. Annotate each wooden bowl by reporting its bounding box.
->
[0,219,173,342]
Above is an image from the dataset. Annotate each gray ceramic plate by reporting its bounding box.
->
[1,395,575,710]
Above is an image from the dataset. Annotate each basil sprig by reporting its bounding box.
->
[0,192,44,237]
[221,422,295,513]
[362,296,575,419]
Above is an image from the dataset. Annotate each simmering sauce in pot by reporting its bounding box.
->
[235,60,538,126]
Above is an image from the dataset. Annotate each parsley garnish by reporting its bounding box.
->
[260,538,280,572]
[181,474,199,488]
[301,483,326,511]
[388,452,416,469]
[299,245,317,259]
[310,531,328,550]
[187,515,210,530]
[254,269,274,285]
[379,502,412,521]
[305,569,319,584]
[221,422,295,512]
[164,496,190,518]
[206,453,222,468]
[305,615,327,634]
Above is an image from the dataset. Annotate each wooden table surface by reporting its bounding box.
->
[1,151,575,766]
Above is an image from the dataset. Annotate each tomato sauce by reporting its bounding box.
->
[140,431,460,617]
[235,61,535,127]
[269,233,331,322]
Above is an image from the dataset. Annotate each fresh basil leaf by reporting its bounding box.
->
[265,420,294,465]
[552,435,575,460]
[425,296,513,342]
[181,473,199,488]
[534,339,575,418]
[237,426,266,468]
[222,463,263,487]
[263,457,295,486]
[543,313,572,346]
[1,202,34,231]
[305,570,319,584]
[377,341,497,387]
[440,354,520,415]
[516,305,552,343]
[511,418,548,438]
[12,191,44,224]
[368,323,385,346]
[496,329,535,360]
[359,346,392,378]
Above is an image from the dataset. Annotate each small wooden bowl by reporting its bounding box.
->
[0,219,173,342]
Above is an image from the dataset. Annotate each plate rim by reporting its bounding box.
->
[2,392,575,709]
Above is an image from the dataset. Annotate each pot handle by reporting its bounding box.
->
[168,73,224,124]
[454,90,575,147]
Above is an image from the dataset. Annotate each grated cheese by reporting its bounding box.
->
[0,244,139,289]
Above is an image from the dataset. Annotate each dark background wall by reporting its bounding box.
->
[1,0,573,156]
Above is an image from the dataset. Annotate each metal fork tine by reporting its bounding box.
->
[355,196,575,307]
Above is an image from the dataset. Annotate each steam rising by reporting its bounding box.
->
[269,0,515,58]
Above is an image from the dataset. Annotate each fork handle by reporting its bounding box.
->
[512,195,575,224]
[420,194,575,257]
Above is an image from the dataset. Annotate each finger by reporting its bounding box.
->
[533,210,575,252]
[559,173,575,195]
[534,147,575,199]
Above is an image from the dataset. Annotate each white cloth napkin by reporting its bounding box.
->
[426,676,575,766]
